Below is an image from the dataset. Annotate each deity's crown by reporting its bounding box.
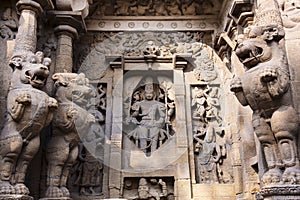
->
[144,77,154,92]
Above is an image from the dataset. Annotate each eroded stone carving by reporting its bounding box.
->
[76,143,103,196]
[79,31,209,80]
[123,177,174,200]
[0,8,17,40]
[126,77,174,156]
[69,83,106,198]
[93,0,221,16]
[278,0,300,29]
[191,85,229,183]
[44,73,95,199]
[0,52,57,196]
[230,24,300,186]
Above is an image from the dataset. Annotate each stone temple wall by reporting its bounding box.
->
[0,0,300,200]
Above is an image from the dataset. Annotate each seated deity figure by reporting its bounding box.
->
[128,77,166,155]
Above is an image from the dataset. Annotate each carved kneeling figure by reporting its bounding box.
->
[0,52,57,195]
[44,73,95,199]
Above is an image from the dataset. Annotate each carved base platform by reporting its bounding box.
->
[0,195,33,200]
[71,194,106,200]
[260,185,300,200]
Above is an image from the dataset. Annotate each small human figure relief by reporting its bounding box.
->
[0,8,17,40]
[44,73,95,199]
[0,52,57,196]
[123,177,174,200]
[193,126,227,184]
[231,24,300,186]
[191,85,222,125]
[126,77,175,156]
[76,143,103,196]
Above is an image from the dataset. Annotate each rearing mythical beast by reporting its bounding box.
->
[230,24,300,186]
[44,73,95,199]
[0,52,57,195]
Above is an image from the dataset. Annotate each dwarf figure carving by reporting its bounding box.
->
[44,73,95,199]
[0,52,57,195]
[230,24,300,186]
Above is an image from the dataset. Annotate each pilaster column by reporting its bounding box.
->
[54,25,78,73]
[13,0,42,58]
[173,53,192,200]
[107,55,124,198]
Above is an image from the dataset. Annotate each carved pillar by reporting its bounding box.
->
[13,0,42,57]
[173,54,192,199]
[54,25,78,73]
[108,55,124,198]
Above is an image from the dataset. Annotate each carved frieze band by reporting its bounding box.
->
[86,19,219,31]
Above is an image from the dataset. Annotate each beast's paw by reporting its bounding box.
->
[45,186,63,198]
[282,166,300,185]
[16,93,31,105]
[48,97,58,109]
[262,168,282,186]
[230,77,243,93]
[60,186,70,197]
[0,181,15,194]
[87,113,96,124]
[14,183,29,195]
[260,67,278,82]
[67,108,78,120]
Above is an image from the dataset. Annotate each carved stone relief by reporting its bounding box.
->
[43,73,96,199]
[122,177,174,200]
[0,52,57,198]
[124,76,175,157]
[191,85,231,184]
[90,0,222,16]
[68,82,106,199]
[78,31,213,81]
[0,7,18,40]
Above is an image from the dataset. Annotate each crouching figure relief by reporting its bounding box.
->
[0,52,57,196]
[230,24,300,186]
[44,73,95,199]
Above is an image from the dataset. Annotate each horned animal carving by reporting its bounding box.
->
[0,52,57,195]
[44,73,95,199]
[230,25,300,186]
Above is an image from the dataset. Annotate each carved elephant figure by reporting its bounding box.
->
[230,25,300,186]
[0,52,57,195]
[44,73,95,199]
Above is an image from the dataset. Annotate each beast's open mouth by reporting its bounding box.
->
[31,74,47,85]
[236,45,263,68]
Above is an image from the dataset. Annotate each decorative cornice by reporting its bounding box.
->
[86,17,219,32]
